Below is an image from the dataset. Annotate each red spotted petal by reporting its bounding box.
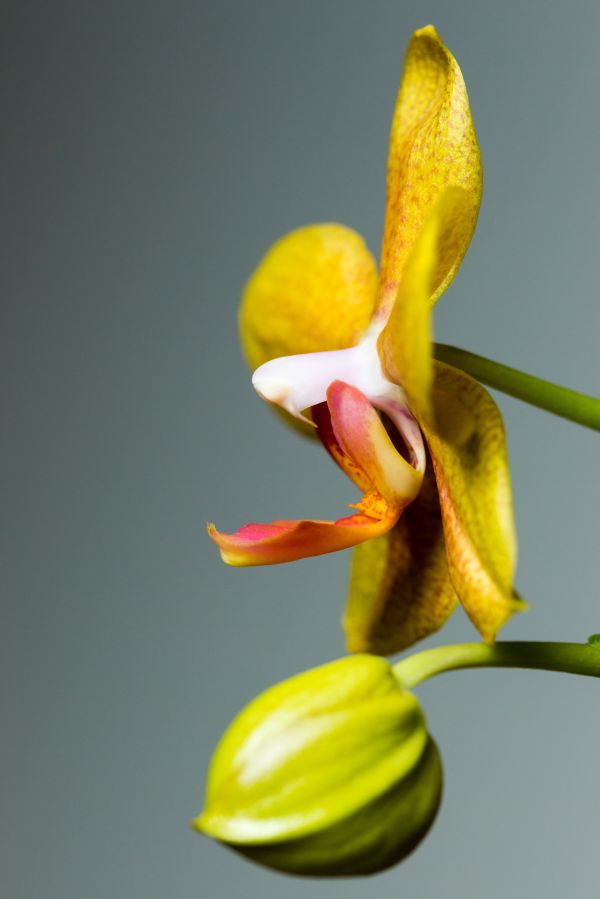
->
[208,515,394,567]
[210,382,423,567]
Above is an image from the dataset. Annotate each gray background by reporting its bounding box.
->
[4,1,600,897]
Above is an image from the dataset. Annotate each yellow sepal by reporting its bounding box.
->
[378,187,474,429]
[344,465,458,655]
[378,26,482,315]
[423,362,525,642]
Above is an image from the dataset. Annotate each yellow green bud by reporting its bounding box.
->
[194,654,442,877]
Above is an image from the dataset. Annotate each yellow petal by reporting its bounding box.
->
[378,25,482,316]
[344,465,458,655]
[422,362,525,642]
[240,224,377,437]
[378,187,473,429]
[240,223,377,369]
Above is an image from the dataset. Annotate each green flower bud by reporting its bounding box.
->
[194,654,442,877]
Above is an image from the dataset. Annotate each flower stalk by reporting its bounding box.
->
[434,344,600,432]
[393,639,600,689]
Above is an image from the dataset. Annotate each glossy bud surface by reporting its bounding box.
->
[195,654,442,876]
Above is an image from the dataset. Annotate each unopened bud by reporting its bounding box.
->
[194,654,442,877]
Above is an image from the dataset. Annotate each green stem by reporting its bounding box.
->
[434,343,600,432]
[393,640,600,689]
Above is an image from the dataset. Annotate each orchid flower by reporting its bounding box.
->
[209,26,525,654]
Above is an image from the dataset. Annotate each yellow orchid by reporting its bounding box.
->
[209,25,525,654]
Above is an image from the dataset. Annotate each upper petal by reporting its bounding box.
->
[422,361,525,642]
[377,187,474,429]
[378,26,482,316]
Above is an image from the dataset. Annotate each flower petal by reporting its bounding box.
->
[378,25,482,318]
[378,187,473,429]
[208,515,393,567]
[240,224,377,369]
[422,362,526,642]
[324,381,423,504]
[210,383,423,567]
[344,464,458,655]
[240,224,377,437]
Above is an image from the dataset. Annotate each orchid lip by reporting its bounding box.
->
[251,334,426,473]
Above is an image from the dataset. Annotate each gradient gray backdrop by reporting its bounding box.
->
[4,2,600,897]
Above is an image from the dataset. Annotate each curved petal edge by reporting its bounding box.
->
[423,361,526,642]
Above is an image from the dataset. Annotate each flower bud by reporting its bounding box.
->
[194,654,442,877]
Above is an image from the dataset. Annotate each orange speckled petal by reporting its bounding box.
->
[378,25,482,317]
[325,381,423,504]
[422,361,526,642]
[208,514,394,567]
[378,187,473,429]
[344,462,458,656]
[210,383,422,568]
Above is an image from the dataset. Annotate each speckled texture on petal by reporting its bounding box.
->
[378,26,482,317]
[240,223,377,369]
[378,187,474,430]
[240,223,378,436]
[209,383,423,568]
[423,362,524,642]
[344,463,458,655]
